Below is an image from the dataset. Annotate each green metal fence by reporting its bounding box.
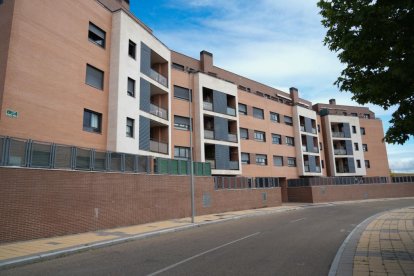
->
[154,158,211,176]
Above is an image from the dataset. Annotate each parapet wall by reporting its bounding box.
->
[0,167,281,243]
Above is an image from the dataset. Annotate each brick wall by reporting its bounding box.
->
[288,183,414,203]
[0,168,281,243]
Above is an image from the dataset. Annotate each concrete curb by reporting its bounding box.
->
[1,197,413,270]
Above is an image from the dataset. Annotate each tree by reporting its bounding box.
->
[317,0,414,144]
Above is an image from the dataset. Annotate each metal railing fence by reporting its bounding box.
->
[214,176,279,190]
[154,158,211,176]
[286,176,409,187]
[0,136,150,173]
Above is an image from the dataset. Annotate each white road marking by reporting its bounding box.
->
[290,218,306,223]
[147,232,261,276]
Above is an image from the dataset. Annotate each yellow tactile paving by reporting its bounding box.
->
[353,208,414,276]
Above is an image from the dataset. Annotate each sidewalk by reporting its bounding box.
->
[0,204,306,269]
[332,207,414,276]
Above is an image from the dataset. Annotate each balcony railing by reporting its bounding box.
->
[205,159,215,169]
[149,68,168,87]
[150,140,168,154]
[300,125,305,132]
[302,145,307,152]
[304,165,310,172]
[313,146,319,153]
[336,168,350,173]
[204,130,214,139]
[312,128,317,134]
[334,149,347,155]
[332,132,345,138]
[228,133,237,142]
[226,107,236,116]
[229,161,239,170]
[150,104,168,120]
[203,101,213,111]
[315,166,321,173]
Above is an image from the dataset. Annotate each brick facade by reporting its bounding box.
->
[0,168,281,243]
[287,184,414,203]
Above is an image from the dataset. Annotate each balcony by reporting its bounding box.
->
[226,107,236,116]
[302,145,307,152]
[312,128,317,134]
[304,165,310,172]
[229,161,239,170]
[334,149,347,155]
[149,68,168,87]
[228,133,237,142]
[150,103,168,120]
[150,140,168,154]
[205,159,215,169]
[315,166,321,173]
[336,168,350,173]
[313,146,319,153]
[332,132,345,138]
[203,101,213,111]
[204,130,214,139]
[300,125,305,132]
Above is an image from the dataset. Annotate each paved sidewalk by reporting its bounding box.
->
[333,207,414,276]
[0,204,305,269]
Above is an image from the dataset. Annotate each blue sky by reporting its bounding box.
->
[131,0,414,172]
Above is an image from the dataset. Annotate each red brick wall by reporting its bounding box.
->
[0,168,281,243]
[287,184,414,203]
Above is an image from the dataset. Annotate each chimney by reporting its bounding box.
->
[200,50,213,73]
[289,87,299,105]
[329,99,336,105]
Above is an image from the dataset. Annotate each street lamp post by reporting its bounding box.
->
[187,69,196,223]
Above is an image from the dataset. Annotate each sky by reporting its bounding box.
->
[130,0,414,173]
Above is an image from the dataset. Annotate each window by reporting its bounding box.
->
[128,40,136,59]
[352,126,357,134]
[241,153,250,164]
[86,64,104,90]
[253,107,264,119]
[285,136,295,146]
[363,144,368,152]
[354,143,359,151]
[351,113,358,117]
[364,114,371,119]
[319,142,323,151]
[284,116,293,126]
[127,77,135,97]
[272,134,282,144]
[360,127,366,135]
[287,157,296,167]
[356,159,361,168]
[126,117,134,137]
[256,154,267,166]
[273,156,283,167]
[270,112,279,122]
[83,109,102,133]
[254,131,265,142]
[238,103,247,115]
[172,63,185,71]
[317,124,321,133]
[365,160,371,168]
[88,22,106,48]
[174,116,191,130]
[174,146,190,160]
[240,128,249,140]
[174,85,191,101]
[321,160,325,169]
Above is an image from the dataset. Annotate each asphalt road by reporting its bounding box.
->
[2,198,414,276]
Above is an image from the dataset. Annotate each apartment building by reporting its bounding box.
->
[0,0,390,179]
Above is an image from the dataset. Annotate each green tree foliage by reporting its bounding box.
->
[318,0,414,144]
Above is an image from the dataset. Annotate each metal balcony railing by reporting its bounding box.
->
[315,166,321,173]
[336,168,350,173]
[302,145,307,152]
[312,128,317,134]
[149,68,168,87]
[205,159,215,169]
[304,165,310,172]
[300,125,305,132]
[229,161,239,170]
[226,107,236,116]
[313,146,319,153]
[203,101,213,111]
[150,140,168,154]
[334,149,347,155]
[228,133,237,142]
[150,104,168,120]
[204,130,214,139]
[332,132,345,138]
